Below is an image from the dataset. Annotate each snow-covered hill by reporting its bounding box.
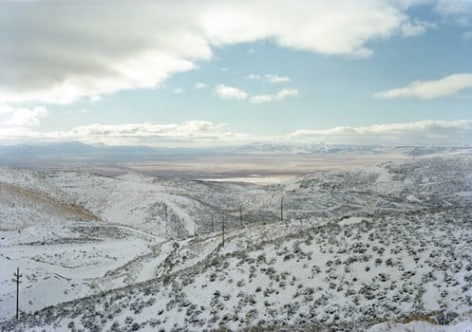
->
[0,169,98,230]
[1,208,470,331]
[0,156,471,331]
[2,156,471,236]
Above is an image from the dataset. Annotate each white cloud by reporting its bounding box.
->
[2,119,471,146]
[249,94,274,104]
[215,84,248,100]
[0,121,253,147]
[0,0,428,105]
[247,74,291,84]
[401,19,435,37]
[267,75,291,84]
[172,87,184,94]
[0,53,196,105]
[375,73,472,99]
[288,119,472,145]
[0,105,47,127]
[194,82,207,89]
[200,0,406,58]
[250,88,299,104]
[277,88,299,99]
[247,74,262,80]
[64,121,227,139]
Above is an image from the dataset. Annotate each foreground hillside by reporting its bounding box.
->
[1,208,471,331]
[0,156,471,331]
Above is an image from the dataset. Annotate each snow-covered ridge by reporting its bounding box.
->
[0,156,471,330]
[1,156,471,236]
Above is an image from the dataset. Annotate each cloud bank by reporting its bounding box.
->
[1,0,431,105]
[288,120,472,145]
[1,119,470,146]
[0,121,252,147]
[375,73,472,99]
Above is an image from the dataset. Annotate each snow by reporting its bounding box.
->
[339,216,365,226]
[0,155,471,331]
[0,222,162,321]
[199,175,296,185]
[368,320,472,332]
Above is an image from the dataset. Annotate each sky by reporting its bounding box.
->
[0,0,471,147]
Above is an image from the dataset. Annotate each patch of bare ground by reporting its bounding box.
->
[401,311,439,324]
[0,181,99,224]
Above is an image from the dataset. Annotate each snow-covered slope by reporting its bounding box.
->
[0,156,471,331]
[2,156,471,236]
[0,223,158,321]
[0,169,98,230]
[288,157,472,217]
[1,208,470,331]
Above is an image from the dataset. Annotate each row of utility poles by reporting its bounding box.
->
[164,192,286,242]
[217,195,285,246]
[10,197,285,320]
[211,204,246,230]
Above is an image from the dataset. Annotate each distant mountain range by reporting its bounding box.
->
[235,142,472,155]
[0,141,470,167]
[0,142,223,166]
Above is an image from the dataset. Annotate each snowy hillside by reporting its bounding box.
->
[1,209,471,331]
[0,169,98,230]
[0,156,471,331]
[2,156,471,236]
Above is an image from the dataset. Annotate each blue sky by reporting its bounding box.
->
[1,0,472,146]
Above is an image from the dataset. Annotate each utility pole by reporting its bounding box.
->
[222,215,225,246]
[281,195,284,223]
[164,205,168,236]
[12,267,22,320]
[239,205,243,228]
